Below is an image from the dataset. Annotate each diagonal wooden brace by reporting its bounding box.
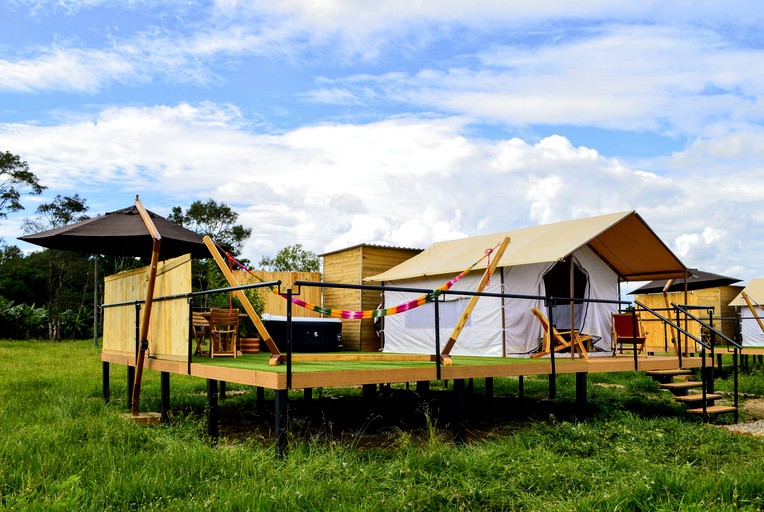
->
[440,236,511,365]
[203,236,284,366]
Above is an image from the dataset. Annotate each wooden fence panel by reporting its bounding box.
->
[103,255,191,360]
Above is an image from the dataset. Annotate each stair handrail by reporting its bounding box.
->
[671,303,741,349]
[634,299,708,405]
[634,300,707,349]
[673,302,740,420]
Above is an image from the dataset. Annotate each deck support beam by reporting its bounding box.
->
[576,372,587,420]
[453,378,466,444]
[207,379,219,440]
[161,371,170,424]
[102,361,110,404]
[275,389,288,458]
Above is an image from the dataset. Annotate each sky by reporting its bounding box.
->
[1,0,764,287]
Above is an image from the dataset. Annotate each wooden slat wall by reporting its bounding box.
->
[323,247,363,350]
[635,285,743,352]
[103,254,191,360]
[322,245,422,351]
[232,270,322,318]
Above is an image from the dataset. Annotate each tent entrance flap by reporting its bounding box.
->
[542,259,590,331]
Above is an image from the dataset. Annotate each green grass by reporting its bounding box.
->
[3,340,764,510]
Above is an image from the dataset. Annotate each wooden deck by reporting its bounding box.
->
[102,350,709,390]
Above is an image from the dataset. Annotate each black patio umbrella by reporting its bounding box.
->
[19,197,209,417]
[630,269,742,294]
[19,203,208,259]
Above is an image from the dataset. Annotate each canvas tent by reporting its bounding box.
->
[367,211,687,357]
[729,279,764,347]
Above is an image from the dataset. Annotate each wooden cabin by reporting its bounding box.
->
[321,244,422,351]
[632,270,742,353]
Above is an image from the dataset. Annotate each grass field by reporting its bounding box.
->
[3,340,764,511]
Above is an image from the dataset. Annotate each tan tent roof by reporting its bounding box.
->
[729,279,764,307]
[366,211,686,283]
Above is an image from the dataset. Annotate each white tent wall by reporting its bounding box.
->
[382,245,619,358]
[382,274,504,356]
[739,313,764,347]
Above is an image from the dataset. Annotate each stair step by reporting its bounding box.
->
[659,381,703,390]
[645,369,692,377]
[686,405,738,415]
[673,393,723,403]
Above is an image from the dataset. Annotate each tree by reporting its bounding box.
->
[259,244,320,272]
[22,193,89,233]
[22,194,92,340]
[0,151,46,220]
[168,199,251,255]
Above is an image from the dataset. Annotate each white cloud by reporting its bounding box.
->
[2,102,727,271]
[313,24,764,137]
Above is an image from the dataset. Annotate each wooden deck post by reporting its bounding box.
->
[518,375,524,398]
[453,378,466,444]
[102,361,110,404]
[207,379,219,440]
[160,372,170,424]
[275,389,288,458]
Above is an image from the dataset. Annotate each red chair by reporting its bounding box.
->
[611,312,647,355]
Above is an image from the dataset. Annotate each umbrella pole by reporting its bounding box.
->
[131,198,162,416]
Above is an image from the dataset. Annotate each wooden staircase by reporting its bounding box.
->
[645,369,737,416]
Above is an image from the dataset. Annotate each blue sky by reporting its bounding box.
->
[2,1,764,286]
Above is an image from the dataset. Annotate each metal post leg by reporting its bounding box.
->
[102,361,110,404]
[576,372,587,420]
[160,371,170,424]
[485,377,494,398]
[454,379,466,444]
[275,389,288,458]
[127,365,135,410]
[207,379,219,440]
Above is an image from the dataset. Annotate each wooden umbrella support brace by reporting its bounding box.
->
[203,236,284,366]
[130,196,162,420]
[440,236,511,365]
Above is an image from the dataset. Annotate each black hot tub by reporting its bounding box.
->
[260,314,343,352]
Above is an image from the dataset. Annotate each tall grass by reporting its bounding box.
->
[3,340,764,510]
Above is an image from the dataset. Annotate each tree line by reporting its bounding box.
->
[0,150,319,341]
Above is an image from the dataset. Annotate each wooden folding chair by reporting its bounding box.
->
[208,308,240,358]
[192,311,211,356]
[531,307,590,359]
[611,312,647,355]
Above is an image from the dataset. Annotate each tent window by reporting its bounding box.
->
[542,259,589,330]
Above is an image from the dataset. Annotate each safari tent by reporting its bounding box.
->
[368,211,687,357]
[729,279,764,347]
